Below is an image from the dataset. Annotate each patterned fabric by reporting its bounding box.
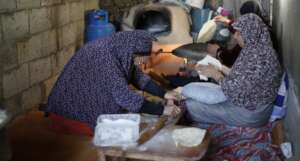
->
[221,13,282,109]
[197,123,284,161]
[270,72,289,122]
[47,31,154,128]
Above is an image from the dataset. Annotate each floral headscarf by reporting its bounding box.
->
[232,13,272,46]
[221,14,282,109]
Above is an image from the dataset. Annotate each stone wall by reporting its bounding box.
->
[0,0,99,117]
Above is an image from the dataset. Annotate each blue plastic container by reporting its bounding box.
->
[85,10,115,43]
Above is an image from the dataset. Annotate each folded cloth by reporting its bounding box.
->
[269,72,289,122]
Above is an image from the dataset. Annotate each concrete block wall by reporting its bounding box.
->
[0,0,99,117]
[272,0,300,160]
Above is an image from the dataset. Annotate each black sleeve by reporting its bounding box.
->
[218,45,242,67]
[228,20,236,33]
[140,100,164,115]
[143,80,166,98]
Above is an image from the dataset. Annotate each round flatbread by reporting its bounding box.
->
[172,127,206,147]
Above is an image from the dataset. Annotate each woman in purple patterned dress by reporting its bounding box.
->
[186,14,283,127]
[46,31,179,128]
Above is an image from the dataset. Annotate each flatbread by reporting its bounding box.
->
[172,127,206,147]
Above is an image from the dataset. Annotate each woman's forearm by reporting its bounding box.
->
[221,65,231,76]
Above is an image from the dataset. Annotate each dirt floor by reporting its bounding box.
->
[7,110,99,161]
[6,109,283,161]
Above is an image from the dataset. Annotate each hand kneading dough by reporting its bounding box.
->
[172,127,206,147]
[197,20,217,43]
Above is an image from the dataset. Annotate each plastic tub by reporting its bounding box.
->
[93,114,140,147]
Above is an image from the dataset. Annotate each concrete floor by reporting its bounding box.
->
[7,110,98,161]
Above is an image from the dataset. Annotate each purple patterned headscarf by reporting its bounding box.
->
[232,13,272,46]
[221,14,282,109]
[107,31,154,78]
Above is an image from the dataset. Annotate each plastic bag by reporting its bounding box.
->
[185,0,205,9]
[196,20,217,43]
[93,114,140,147]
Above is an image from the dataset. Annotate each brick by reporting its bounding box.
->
[43,75,58,102]
[41,0,61,6]
[75,20,84,41]
[50,54,60,75]
[29,57,52,85]
[3,95,22,117]
[2,11,29,40]
[18,30,57,62]
[29,7,53,34]
[114,0,127,7]
[22,85,42,110]
[0,43,18,71]
[70,1,84,22]
[0,78,2,99]
[16,0,41,9]
[99,0,112,8]
[51,45,75,74]
[0,22,2,43]
[84,0,98,11]
[60,45,75,67]
[0,0,16,13]
[58,23,76,49]
[74,20,84,48]
[3,64,30,99]
[54,3,70,26]
[41,29,57,55]
[63,0,80,2]
[17,34,42,64]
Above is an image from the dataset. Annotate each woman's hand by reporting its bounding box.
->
[207,44,220,57]
[221,65,231,76]
[164,90,180,100]
[195,64,224,81]
[214,15,231,25]
[163,105,181,117]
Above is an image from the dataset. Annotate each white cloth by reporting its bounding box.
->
[196,55,222,80]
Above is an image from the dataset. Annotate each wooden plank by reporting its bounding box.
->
[272,121,284,146]
[97,150,106,161]
[97,126,210,161]
[103,150,186,161]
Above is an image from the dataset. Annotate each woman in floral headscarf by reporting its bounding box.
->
[186,13,282,127]
[46,31,180,129]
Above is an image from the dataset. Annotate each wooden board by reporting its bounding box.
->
[97,125,210,161]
